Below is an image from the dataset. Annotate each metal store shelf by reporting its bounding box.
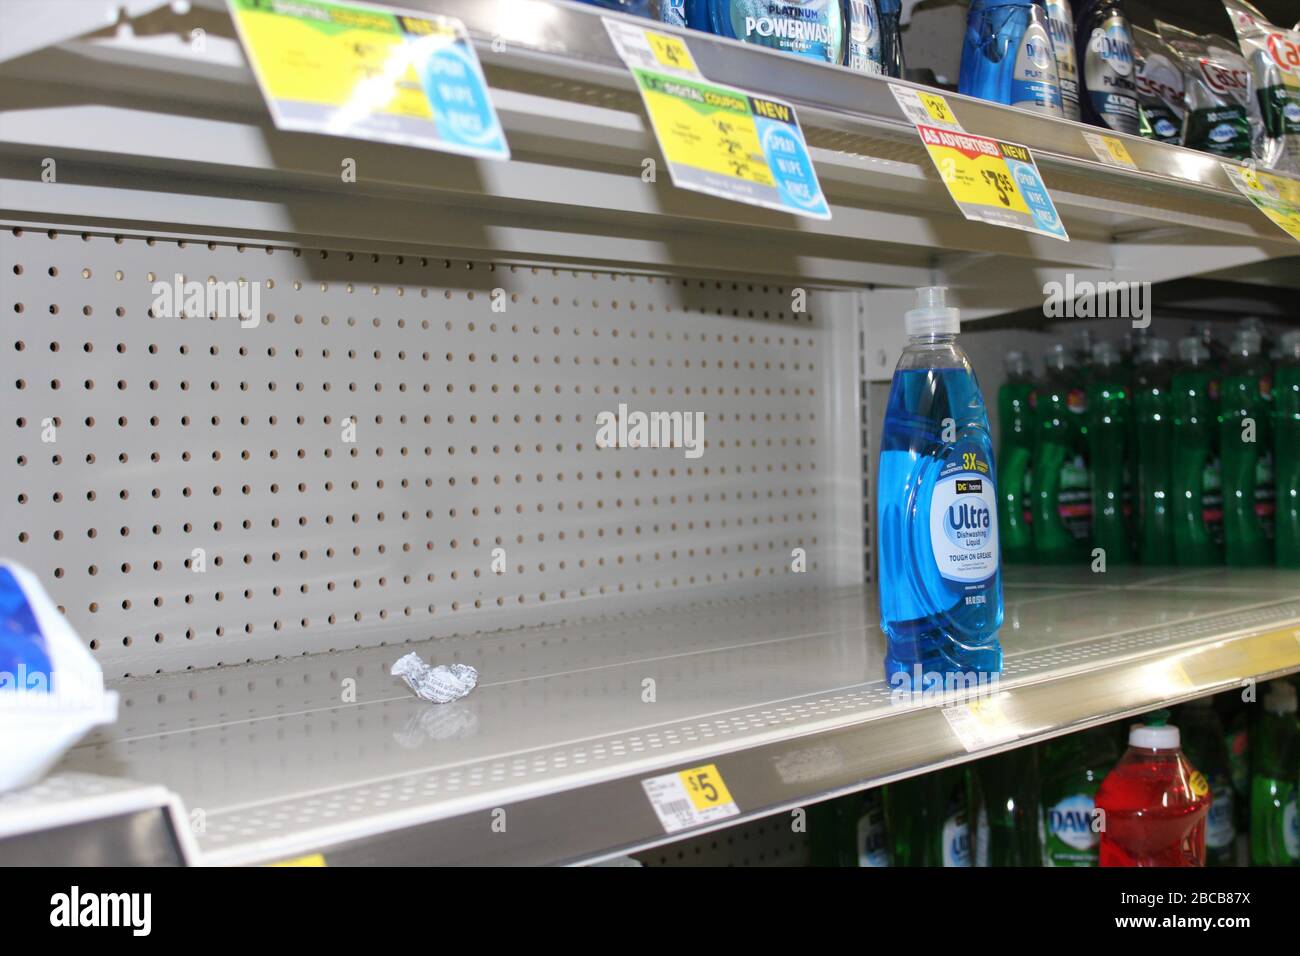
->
[55,567,1300,865]
[0,0,1295,319]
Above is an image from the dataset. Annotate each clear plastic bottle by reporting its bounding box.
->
[877,288,1002,684]
[1096,713,1211,867]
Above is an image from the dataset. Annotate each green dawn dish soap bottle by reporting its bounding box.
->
[851,788,891,867]
[1040,726,1119,866]
[1250,681,1299,866]
[997,350,1036,564]
[1220,328,1273,567]
[1032,344,1091,563]
[1178,696,1237,866]
[1086,341,1130,566]
[1273,330,1300,568]
[1170,336,1224,566]
[971,747,1043,866]
[884,767,971,866]
[808,791,890,866]
[1133,338,1174,565]
[1218,692,1251,837]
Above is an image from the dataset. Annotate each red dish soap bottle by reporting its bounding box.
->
[1095,710,1211,866]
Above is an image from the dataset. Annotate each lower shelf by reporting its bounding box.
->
[51,567,1300,865]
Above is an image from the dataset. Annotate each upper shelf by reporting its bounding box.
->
[54,567,1300,865]
[0,0,1295,307]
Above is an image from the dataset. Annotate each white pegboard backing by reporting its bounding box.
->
[633,811,809,867]
[1,225,854,676]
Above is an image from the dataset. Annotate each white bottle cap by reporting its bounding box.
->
[905,286,960,337]
[1263,681,1298,715]
[1129,723,1180,750]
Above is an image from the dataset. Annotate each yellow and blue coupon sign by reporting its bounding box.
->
[228,0,509,160]
[605,19,830,220]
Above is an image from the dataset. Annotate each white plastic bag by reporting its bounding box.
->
[0,561,118,793]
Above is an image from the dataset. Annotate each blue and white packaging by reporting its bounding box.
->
[0,561,117,792]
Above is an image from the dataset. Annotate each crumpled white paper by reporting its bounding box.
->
[391,652,478,704]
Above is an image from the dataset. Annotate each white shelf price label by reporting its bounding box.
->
[1081,131,1138,170]
[942,696,1018,752]
[642,763,739,834]
[603,18,830,220]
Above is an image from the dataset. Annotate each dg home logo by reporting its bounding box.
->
[49,886,151,936]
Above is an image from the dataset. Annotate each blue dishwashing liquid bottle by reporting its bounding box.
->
[878,0,905,78]
[877,288,1004,684]
[697,0,845,65]
[578,0,684,22]
[960,0,1064,116]
[577,0,654,17]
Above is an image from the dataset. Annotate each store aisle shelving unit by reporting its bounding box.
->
[2,0,1299,865]
[52,568,1300,865]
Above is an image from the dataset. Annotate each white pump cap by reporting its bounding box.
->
[905,286,960,337]
[1129,723,1180,749]
[1263,681,1298,715]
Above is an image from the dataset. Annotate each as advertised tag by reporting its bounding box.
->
[1081,130,1138,170]
[889,85,1069,240]
[604,19,830,220]
[1222,162,1300,242]
[642,763,740,833]
[229,0,509,160]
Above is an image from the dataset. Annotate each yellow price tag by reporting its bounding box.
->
[919,92,956,127]
[646,30,697,74]
[932,145,1031,215]
[679,763,733,810]
[1103,137,1135,167]
[1189,771,1210,798]
[267,853,326,867]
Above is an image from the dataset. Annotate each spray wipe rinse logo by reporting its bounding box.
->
[1043,273,1150,328]
[594,403,705,460]
[151,274,261,328]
